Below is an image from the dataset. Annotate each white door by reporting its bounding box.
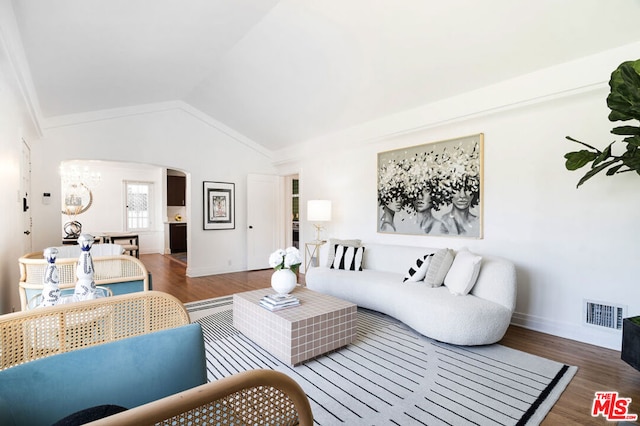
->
[21,140,32,253]
[247,174,284,270]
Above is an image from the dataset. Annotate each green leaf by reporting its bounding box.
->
[606,164,624,175]
[621,147,640,172]
[564,150,597,170]
[576,159,621,188]
[611,125,640,136]
[607,60,640,122]
[608,109,628,122]
[623,135,640,147]
[621,62,640,89]
[565,136,600,152]
[592,143,613,167]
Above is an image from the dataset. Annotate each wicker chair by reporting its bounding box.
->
[18,252,150,311]
[0,291,313,425]
[0,291,189,369]
[87,369,313,426]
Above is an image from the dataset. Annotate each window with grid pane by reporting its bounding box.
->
[126,181,153,231]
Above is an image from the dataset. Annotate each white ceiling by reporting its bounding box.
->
[11,0,640,151]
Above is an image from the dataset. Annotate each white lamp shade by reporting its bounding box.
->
[307,200,332,222]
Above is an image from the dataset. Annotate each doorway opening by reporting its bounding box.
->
[167,169,187,265]
[57,160,190,272]
[284,174,299,250]
[291,175,299,249]
[21,139,32,255]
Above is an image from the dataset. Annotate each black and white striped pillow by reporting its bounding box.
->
[403,253,434,282]
[331,245,365,271]
[326,239,362,267]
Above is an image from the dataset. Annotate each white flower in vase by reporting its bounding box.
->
[269,247,302,294]
[269,247,301,274]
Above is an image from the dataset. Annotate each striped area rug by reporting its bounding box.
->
[186,297,577,426]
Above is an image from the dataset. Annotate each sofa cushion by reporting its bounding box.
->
[326,239,362,267]
[331,245,365,271]
[403,254,433,282]
[394,284,513,345]
[445,249,482,295]
[306,267,402,313]
[424,248,454,287]
[0,323,206,426]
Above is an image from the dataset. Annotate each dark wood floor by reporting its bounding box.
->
[141,253,640,425]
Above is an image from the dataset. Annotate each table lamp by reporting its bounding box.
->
[307,200,331,242]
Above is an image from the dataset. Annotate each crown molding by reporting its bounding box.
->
[42,100,273,160]
[272,41,640,167]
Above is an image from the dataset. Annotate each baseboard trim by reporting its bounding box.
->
[186,265,246,278]
[511,311,622,351]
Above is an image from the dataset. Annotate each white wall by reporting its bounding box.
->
[3,0,638,350]
[59,160,165,254]
[277,44,640,350]
[0,0,40,313]
[31,105,278,279]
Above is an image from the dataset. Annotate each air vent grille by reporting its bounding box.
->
[584,300,625,330]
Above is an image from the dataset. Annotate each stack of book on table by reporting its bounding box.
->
[259,293,300,311]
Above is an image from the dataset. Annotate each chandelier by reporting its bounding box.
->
[59,164,101,238]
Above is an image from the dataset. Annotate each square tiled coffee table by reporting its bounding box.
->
[233,287,357,366]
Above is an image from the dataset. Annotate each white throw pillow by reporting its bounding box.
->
[331,245,365,271]
[403,254,433,282]
[444,249,483,295]
[424,248,454,287]
[326,238,362,267]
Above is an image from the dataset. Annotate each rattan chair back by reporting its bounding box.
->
[88,369,314,426]
[0,291,189,370]
[18,253,150,311]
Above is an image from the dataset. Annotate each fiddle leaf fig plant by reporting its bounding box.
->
[564,59,640,188]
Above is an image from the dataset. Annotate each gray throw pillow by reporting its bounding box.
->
[424,248,454,287]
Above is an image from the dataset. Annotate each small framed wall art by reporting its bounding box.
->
[377,133,483,238]
[203,181,235,230]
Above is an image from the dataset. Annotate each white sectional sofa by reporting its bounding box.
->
[305,242,517,346]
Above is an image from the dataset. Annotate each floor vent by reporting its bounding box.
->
[584,300,625,330]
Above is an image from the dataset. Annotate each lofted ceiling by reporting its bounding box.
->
[11,0,640,151]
